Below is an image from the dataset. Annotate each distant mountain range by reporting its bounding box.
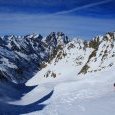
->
[0,32,115,84]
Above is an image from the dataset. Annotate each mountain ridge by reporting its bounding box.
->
[0,31,115,83]
[0,32,69,83]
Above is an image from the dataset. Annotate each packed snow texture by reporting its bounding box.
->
[22,65,115,115]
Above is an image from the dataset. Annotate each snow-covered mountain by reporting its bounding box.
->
[26,32,115,85]
[0,32,69,83]
[0,31,115,115]
[0,32,115,84]
[24,32,115,115]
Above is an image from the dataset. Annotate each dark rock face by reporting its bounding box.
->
[0,32,69,83]
[45,32,69,50]
[45,32,69,63]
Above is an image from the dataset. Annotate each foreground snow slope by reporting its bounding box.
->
[24,66,115,115]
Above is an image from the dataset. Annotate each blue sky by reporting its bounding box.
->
[0,0,115,39]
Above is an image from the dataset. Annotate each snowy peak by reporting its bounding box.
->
[0,32,70,83]
[79,32,115,74]
[0,32,115,83]
[28,32,115,83]
[24,33,43,41]
[45,32,70,63]
[46,32,69,47]
[0,34,47,83]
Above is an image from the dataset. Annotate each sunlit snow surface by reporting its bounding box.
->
[22,66,115,115]
[7,36,115,115]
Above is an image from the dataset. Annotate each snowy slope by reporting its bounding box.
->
[1,32,115,115]
[23,65,115,115]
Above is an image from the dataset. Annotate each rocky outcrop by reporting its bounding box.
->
[79,32,115,74]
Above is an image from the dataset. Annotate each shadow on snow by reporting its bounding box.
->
[0,81,54,115]
[0,90,53,115]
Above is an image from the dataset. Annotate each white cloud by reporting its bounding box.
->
[55,0,112,15]
[0,13,114,39]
